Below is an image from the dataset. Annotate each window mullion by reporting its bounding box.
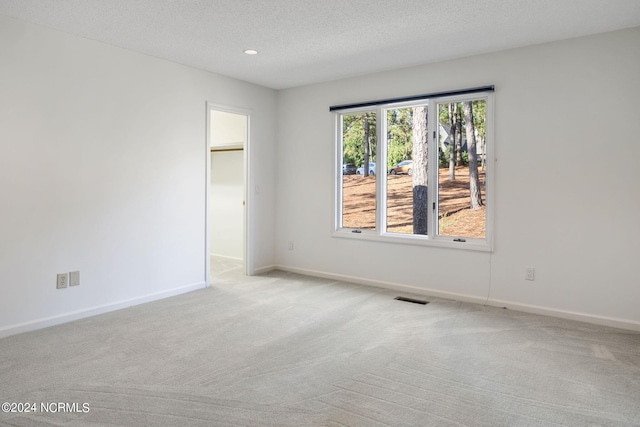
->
[376,106,386,234]
[336,114,344,230]
[427,99,437,239]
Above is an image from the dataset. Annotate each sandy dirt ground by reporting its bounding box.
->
[343,166,486,238]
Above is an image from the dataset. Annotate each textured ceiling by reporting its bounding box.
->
[1,0,639,89]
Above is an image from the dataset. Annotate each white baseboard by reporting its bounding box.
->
[0,281,206,339]
[486,298,640,332]
[274,265,488,304]
[273,265,640,332]
[253,264,277,275]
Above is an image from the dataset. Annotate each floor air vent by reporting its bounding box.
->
[394,296,429,305]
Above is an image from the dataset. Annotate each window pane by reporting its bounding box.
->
[437,100,486,238]
[385,106,429,235]
[341,112,377,230]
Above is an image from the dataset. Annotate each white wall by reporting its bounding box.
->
[210,151,244,259]
[275,27,640,330]
[0,15,277,337]
[2,13,638,336]
[211,110,246,148]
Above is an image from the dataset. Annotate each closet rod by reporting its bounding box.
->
[210,147,243,152]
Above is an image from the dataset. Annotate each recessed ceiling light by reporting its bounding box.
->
[243,49,258,55]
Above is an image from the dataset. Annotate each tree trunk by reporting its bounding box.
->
[456,105,463,166]
[480,136,486,170]
[412,106,428,234]
[363,114,370,177]
[463,102,483,209]
[448,103,456,180]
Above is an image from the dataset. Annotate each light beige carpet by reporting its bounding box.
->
[1,257,639,426]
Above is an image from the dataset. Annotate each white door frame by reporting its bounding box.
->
[205,102,252,285]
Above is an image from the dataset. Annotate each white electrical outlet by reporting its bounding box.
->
[525,267,535,281]
[56,273,68,289]
[288,240,294,250]
[69,270,80,287]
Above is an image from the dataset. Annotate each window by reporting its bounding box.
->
[334,88,493,250]
[339,110,377,230]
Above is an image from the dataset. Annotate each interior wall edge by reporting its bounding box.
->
[273,265,640,332]
[274,265,488,305]
[0,281,206,340]
[485,298,640,332]
[252,265,277,275]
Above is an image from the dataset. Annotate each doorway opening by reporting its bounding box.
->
[205,104,250,286]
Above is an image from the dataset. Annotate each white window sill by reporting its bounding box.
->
[332,228,492,252]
